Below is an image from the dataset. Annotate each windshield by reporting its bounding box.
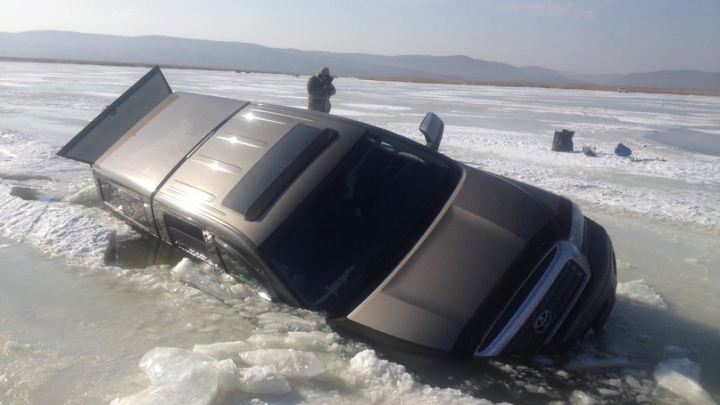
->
[258,130,460,311]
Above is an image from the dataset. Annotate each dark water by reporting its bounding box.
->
[647,129,720,156]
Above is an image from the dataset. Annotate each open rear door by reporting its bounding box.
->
[57,66,172,164]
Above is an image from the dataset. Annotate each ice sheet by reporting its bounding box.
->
[1,61,719,405]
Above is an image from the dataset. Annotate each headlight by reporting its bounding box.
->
[569,202,585,250]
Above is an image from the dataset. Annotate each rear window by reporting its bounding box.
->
[58,66,171,164]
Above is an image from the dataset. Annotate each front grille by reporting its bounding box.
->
[503,260,587,353]
[477,247,558,352]
[475,241,590,356]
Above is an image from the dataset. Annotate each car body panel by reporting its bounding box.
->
[95,92,246,196]
[154,103,367,247]
[347,167,557,351]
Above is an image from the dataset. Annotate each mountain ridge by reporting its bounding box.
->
[1,30,718,92]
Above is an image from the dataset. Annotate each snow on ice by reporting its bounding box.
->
[1,62,719,405]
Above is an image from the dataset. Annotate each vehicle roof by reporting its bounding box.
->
[94,92,247,195]
[153,101,370,247]
[62,65,430,248]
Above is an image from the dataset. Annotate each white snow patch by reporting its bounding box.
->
[64,183,100,203]
[616,279,668,309]
[344,350,501,405]
[114,344,502,405]
[110,348,219,405]
[193,341,253,363]
[256,311,321,332]
[171,258,252,301]
[569,390,597,405]
[236,365,292,395]
[653,349,717,405]
[214,359,292,395]
[239,349,325,378]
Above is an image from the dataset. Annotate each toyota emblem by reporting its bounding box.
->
[533,310,553,334]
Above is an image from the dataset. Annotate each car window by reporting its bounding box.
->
[57,66,171,164]
[98,178,151,230]
[162,213,213,264]
[215,240,271,298]
[258,130,460,311]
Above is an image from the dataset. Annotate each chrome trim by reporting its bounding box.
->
[476,241,590,356]
[569,202,585,250]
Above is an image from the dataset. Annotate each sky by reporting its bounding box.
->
[1,0,719,74]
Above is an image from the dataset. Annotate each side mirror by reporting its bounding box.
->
[419,112,444,151]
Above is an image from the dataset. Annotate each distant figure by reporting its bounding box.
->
[307,67,336,113]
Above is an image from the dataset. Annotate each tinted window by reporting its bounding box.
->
[258,131,460,311]
[58,66,171,164]
[216,242,267,294]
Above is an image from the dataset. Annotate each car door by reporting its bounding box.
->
[57,66,172,164]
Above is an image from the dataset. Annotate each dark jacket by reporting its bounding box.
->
[307,67,336,113]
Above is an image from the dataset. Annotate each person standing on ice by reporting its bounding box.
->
[307,67,336,113]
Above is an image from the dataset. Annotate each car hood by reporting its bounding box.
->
[347,166,560,351]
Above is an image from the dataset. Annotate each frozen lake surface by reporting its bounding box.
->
[1,62,719,405]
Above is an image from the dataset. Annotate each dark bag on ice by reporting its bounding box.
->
[614,143,632,157]
[551,129,574,152]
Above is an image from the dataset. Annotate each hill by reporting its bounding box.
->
[1,30,718,92]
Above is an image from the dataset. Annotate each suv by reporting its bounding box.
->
[59,67,616,356]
